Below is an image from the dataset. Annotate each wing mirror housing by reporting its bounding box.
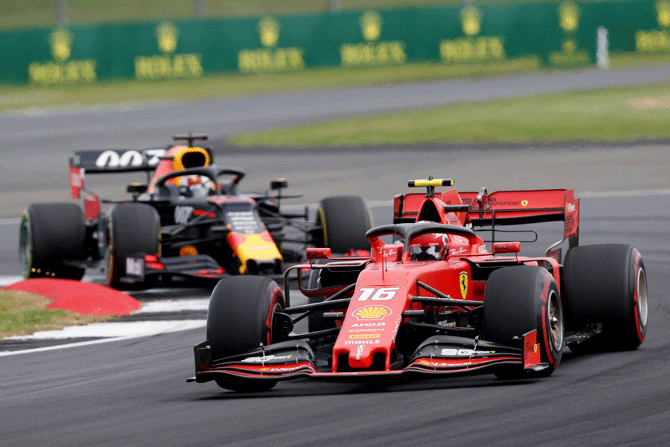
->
[306,248,331,260]
[492,242,521,255]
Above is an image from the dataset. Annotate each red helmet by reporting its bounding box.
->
[409,233,448,261]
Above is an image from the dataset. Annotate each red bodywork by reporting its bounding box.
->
[194,184,579,381]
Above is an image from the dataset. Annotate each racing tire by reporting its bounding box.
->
[484,266,564,379]
[19,203,86,280]
[562,244,647,352]
[207,276,286,392]
[106,203,160,289]
[315,196,372,254]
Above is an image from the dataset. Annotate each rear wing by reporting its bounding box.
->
[69,149,168,174]
[394,188,579,248]
[68,148,168,200]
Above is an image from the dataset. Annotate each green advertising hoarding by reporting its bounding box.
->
[0,1,664,86]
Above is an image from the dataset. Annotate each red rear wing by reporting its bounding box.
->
[394,188,579,243]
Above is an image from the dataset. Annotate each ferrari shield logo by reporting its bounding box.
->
[521,200,529,207]
[459,271,468,299]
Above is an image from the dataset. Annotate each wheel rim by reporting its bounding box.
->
[637,268,648,328]
[18,215,31,277]
[548,290,564,351]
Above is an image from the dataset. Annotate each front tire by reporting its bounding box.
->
[562,244,647,351]
[207,276,286,392]
[484,266,564,378]
[315,196,372,254]
[106,203,160,289]
[19,203,86,280]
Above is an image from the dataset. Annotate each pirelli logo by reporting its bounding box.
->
[348,334,381,340]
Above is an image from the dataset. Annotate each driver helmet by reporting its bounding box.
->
[409,233,448,261]
[182,175,212,197]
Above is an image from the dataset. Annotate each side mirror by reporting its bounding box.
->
[492,242,521,255]
[127,183,148,194]
[270,178,288,190]
[306,247,331,260]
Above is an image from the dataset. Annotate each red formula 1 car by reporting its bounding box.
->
[18,134,372,289]
[190,178,648,392]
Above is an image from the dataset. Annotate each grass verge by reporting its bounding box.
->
[0,290,108,338]
[228,77,670,147]
[0,57,541,114]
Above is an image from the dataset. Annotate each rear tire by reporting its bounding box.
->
[315,196,372,254]
[107,203,160,289]
[207,276,285,392]
[562,244,647,352]
[484,266,564,379]
[19,203,86,280]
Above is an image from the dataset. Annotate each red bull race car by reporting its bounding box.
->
[19,134,372,289]
[190,178,648,391]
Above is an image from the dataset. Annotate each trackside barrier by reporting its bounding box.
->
[0,0,667,85]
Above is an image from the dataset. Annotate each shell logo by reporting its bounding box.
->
[353,305,391,321]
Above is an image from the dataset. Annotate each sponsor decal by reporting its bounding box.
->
[351,322,386,328]
[340,10,407,67]
[242,354,292,363]
[459,271,468,299]
[353,305,391,320]
[356,287,400,301]
[440,5,506,64]
[238,16,305,73]
[356,344,365,361]
[29,27,97,85]
[348,328,381,333]
[521,200,529,207]
[135,22,204,80]
[450,246,466,256]
[345,340,380,345]
[440,348,496,356]
[348,334,381,340]
[549,2,590,66]
[566,202,576,213]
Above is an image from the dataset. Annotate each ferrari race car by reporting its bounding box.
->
[18,134,372,289]
[190,178,648,392]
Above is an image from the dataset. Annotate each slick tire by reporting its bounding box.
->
[207,276,286,392]
[106,203,160,289]
[19,203,86,280]
[562,244,648,352]
[484,266,564,379]
[315,196,372,254]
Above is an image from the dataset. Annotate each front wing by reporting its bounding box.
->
[190,331,546,384]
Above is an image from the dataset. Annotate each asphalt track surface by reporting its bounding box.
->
[2,196,670,446]
[2,66,670,445]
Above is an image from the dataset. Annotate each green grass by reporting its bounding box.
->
[228,77,670,146]
[0,57,542,114]
[0,290,107,338]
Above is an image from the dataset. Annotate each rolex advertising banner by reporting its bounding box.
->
[0,0,665,85]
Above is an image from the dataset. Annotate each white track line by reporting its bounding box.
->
[135,298,210,313]
[3,320,206,341]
